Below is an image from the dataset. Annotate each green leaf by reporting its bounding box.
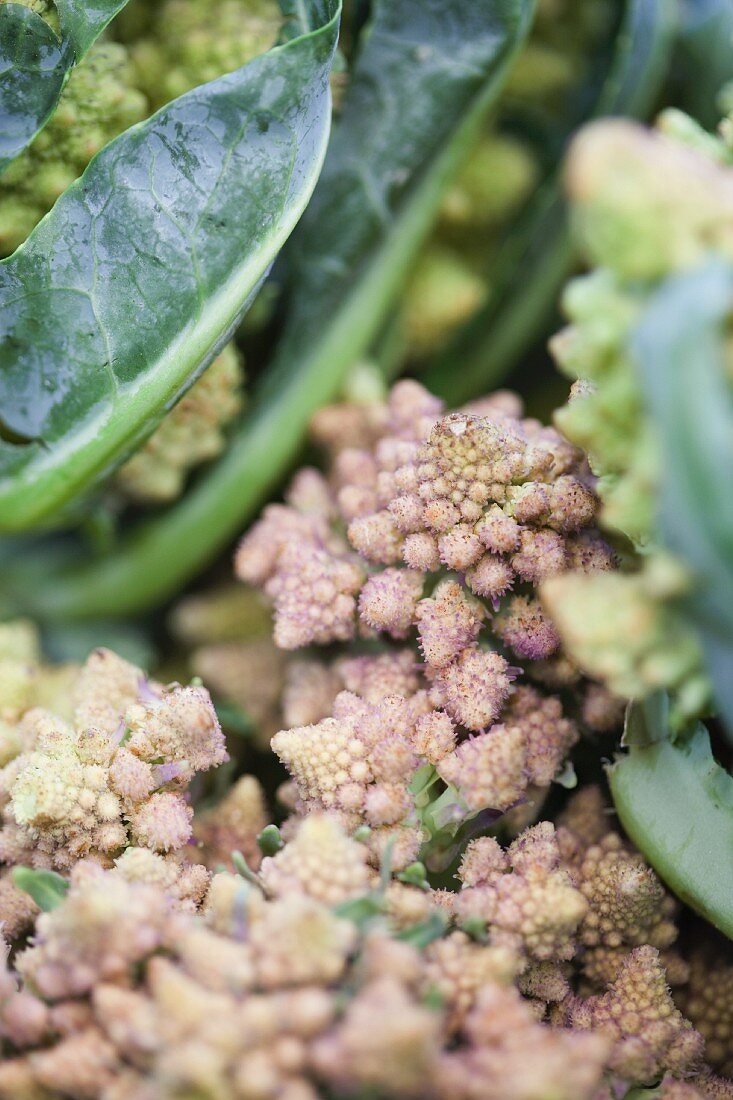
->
[0,0,131,175]
[332,893,385,927]
[633,260,733,738]
[0,0,341,533]
[12,866,69,911]
[422,0,677,404]
[53,0,132,53]
[18,0,535,619]
[609,700,733,940]
[395,911,449,948]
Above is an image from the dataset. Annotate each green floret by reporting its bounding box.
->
[116,342,245,505]
[0,41,148,255]
[439,133,540,239]
[401,246,488,358]
[128,0,283,109]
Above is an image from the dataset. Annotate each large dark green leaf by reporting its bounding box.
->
[0,0,340,532]
[422,0,676,404]
[633,261,733,738]
[0,0,131,174]
[25,0,535,619]
[609,697,733,940]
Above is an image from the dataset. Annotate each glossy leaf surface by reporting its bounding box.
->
[0,0,130,174]
[0,0,340,531]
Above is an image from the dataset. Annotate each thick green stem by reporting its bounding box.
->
[23,0,535,619]
[422,0,677,405]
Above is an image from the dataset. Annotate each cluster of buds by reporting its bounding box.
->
[236,379,618,860]
[556,786,681,989]
[124,0,283,109]
[116,343,245,505]
[0,646,227,910]
[543,105,733,717]
[0,800,722,1100]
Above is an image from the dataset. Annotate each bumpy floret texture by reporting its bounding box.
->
[116,343,245,504]
[556,787,681,990]
[454,824,587,964]
[0,745,726,1100]
[128,0,282,108]
[239,379,614,854]
[0,647,226,876]
[0,0,282,256]
[0,823,614,1100]
[544,108,733,718]
[570,946,704,1084]
[677,942,733,1077]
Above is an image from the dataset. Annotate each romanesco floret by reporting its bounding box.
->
[0,647,226,872]
[239,379,611,859]
[127,0,282,109]
[0,41,148,255]
[116,342,245,504]
[543,107,733,720]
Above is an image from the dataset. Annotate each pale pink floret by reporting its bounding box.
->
[267,544,364,649]
[336,650,420,702]
[402,532,441,572]
[438,725,527,812]
[386,378,444,439]
[476,506,522,554]
[438,525,484,571]
[388,492,425,534]
[416,581,483,670]
[506,686,579,787]
[124,686,227,779]
[431,647,514,731]
[358,569,424,638]
[494,596,561,661]
[348,511,404,565]
[465,554,515,602]
[511,528,568,584]
[364,783,412,827]
[108,749,155,804]
[127,792,193,852]
[457,837,508,888]
[566,530,616,572]
[235,504,324,586]
[413,711,456,764]
[284,467,335,518]
[546,475,598,531]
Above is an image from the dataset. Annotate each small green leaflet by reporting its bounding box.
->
[609,697,733,940]
[12,865,69,910]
